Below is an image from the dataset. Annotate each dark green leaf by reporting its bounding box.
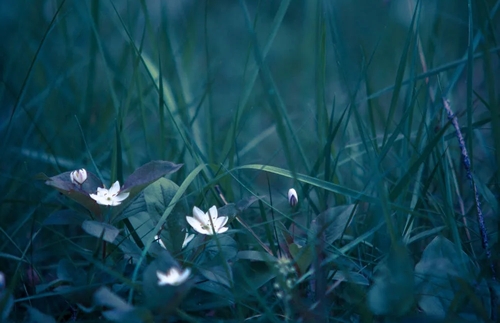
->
[57,259,85,284]
[1,293,13,321]
[115,236,143,264]
[121,160,182,192]
[235,195,261,211]
[184,286,234,311]
[232,261,276,299]
[44,170,103,194]
[117,178,186,252]
[331,270,369,286]
[25,306,56,323]
[93,287,132,310]
[43,209,89,226]
[44,170,103,215]
[82,220,120,243]
[217,203,238,219]
[289,243,313,275]
[367,242,414,316]
[204,235,238,262]
[237,250,278,263]
[198,265,233,288]
[314,204,355,244]
[414,236,490,319]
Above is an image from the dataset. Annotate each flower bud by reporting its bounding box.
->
[70,168,87,185]
[288,188,298,207]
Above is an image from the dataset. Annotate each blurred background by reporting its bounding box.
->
[2,0,491,174]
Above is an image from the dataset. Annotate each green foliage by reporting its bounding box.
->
[368,242,415,317]
[414,236,491,320]
[1,0,499,322]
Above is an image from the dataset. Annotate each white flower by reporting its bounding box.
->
[288,188,298,207]
[89,181,129,206]
[186,206,228,235]
[154,235,167,249]
[70,169,87,185]
[156,267,191,286]
[182,232,195,249]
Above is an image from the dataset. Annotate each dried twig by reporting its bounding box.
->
[443,98,497,320]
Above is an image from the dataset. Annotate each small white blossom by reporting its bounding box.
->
[156,267,191,286]
[288,188,298,207]
[186,206,228,235]
[70,169,87,185]
[154,235,167,249]
[182,232,195,249]
[89,181,129,206]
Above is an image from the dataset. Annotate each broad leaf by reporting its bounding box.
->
[43,170,102,194]
[43,209,89,226]
[57,259,85,284]
[142,259,191,312]
[82,220,120,243]
[331,270,370,286]
[102,308,152,323]
[115,235,142,264]
[217,203,238,219]
[203,235,238,262]
[289,243,313,275]
[44,171,103,216]
[217,196,260,220]
[1,293,13,321]
[289,204,355,247]
[414,236,490,320]
[93,287,132,311]
[235,195,261,211]
[121,160,182,192]
[198,265,233,288]
[93,287,151,323]
[232,261,276,298]
[24,306,56,323]
[144,178,186,251]
[313,204,355,244]
[189,281,234,309]
[117,178,186,251]
[237,250,278,263]
[367,242,414,317]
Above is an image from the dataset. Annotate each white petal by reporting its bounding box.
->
[71,169,88,184]
[217,226,229,234]
[155,235,167,249]
[157,270,172,285]
[90,193,109,205]
[157,268,190,286]
[218,216,228,228]
[109,181,121,195]
[79,169,87,181]
[176,268,191,284]
[207,205,218,222]
[186,216,208,235]
[182,233,195,249]
[192,206,208,223]
[96,187,108,196]
[213,216,228,231]
[288,188,298,207]
[114,192,130,202]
